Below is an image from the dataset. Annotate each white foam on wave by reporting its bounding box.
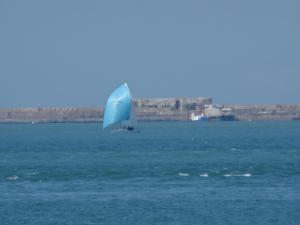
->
[86,174,96,178]
[199,173,208,177]
[238,173,252,177]
[232,173,252,177]
[27,172,37,175]
[24,171,38,176]
[7,175,18,180]
[224,173,252,177]
[178,172,189,177]
[223,174,232,177]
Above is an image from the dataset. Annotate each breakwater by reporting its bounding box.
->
[0,97,300,122]
[226,104,300,121]
[0,108,103,123]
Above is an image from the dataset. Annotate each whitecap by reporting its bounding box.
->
[86,175,95,178]
[243,173,252,177]
[178,173,189,177]
[236,173,251,177]
[7,175,18,180]
[224,173,252,177]
[223,174,232,177]
[26,172,37,175]
[199,173,208,177]
[23,170,39,176]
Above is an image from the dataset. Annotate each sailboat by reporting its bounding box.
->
[103,83,136,130]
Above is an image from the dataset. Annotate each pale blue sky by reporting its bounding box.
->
[0,0,299,107]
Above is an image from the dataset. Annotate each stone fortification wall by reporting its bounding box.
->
[0,108,103,123]
[0,97,212,122]
[225,104,300,120]
[134,97,212,111]
[1,98,300,122]
[133,97,213,120]
[135,108,189,121]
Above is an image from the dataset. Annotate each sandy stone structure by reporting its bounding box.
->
[225,104,300,121]
[134,97,212,121]
[0,97,300,122]
[0,108,103,123]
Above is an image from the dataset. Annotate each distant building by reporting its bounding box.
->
[133,97,212,111]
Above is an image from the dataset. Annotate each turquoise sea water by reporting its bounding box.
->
[0,121,300,225]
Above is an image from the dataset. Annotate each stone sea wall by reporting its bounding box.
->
[0,97,300,122]
[0,108,103,123]
[0,97,212,122]
[225,104,300,121]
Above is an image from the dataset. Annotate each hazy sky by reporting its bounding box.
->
[1,0,299,107]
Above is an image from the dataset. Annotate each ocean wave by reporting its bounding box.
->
[7,175,18,180]
[199,173,209,177]
[178,172,189,177]
[23,171,39,176]
[237,173,252,177]
[224,173,252,177]
[223,174,232,177]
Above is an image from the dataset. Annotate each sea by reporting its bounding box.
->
[0,121,299,225]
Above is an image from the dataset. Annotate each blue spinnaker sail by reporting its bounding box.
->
[103,83,133,129]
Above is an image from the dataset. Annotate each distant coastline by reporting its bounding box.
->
[1,97,300,122]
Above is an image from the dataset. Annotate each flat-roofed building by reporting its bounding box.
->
[134,97,212,111]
